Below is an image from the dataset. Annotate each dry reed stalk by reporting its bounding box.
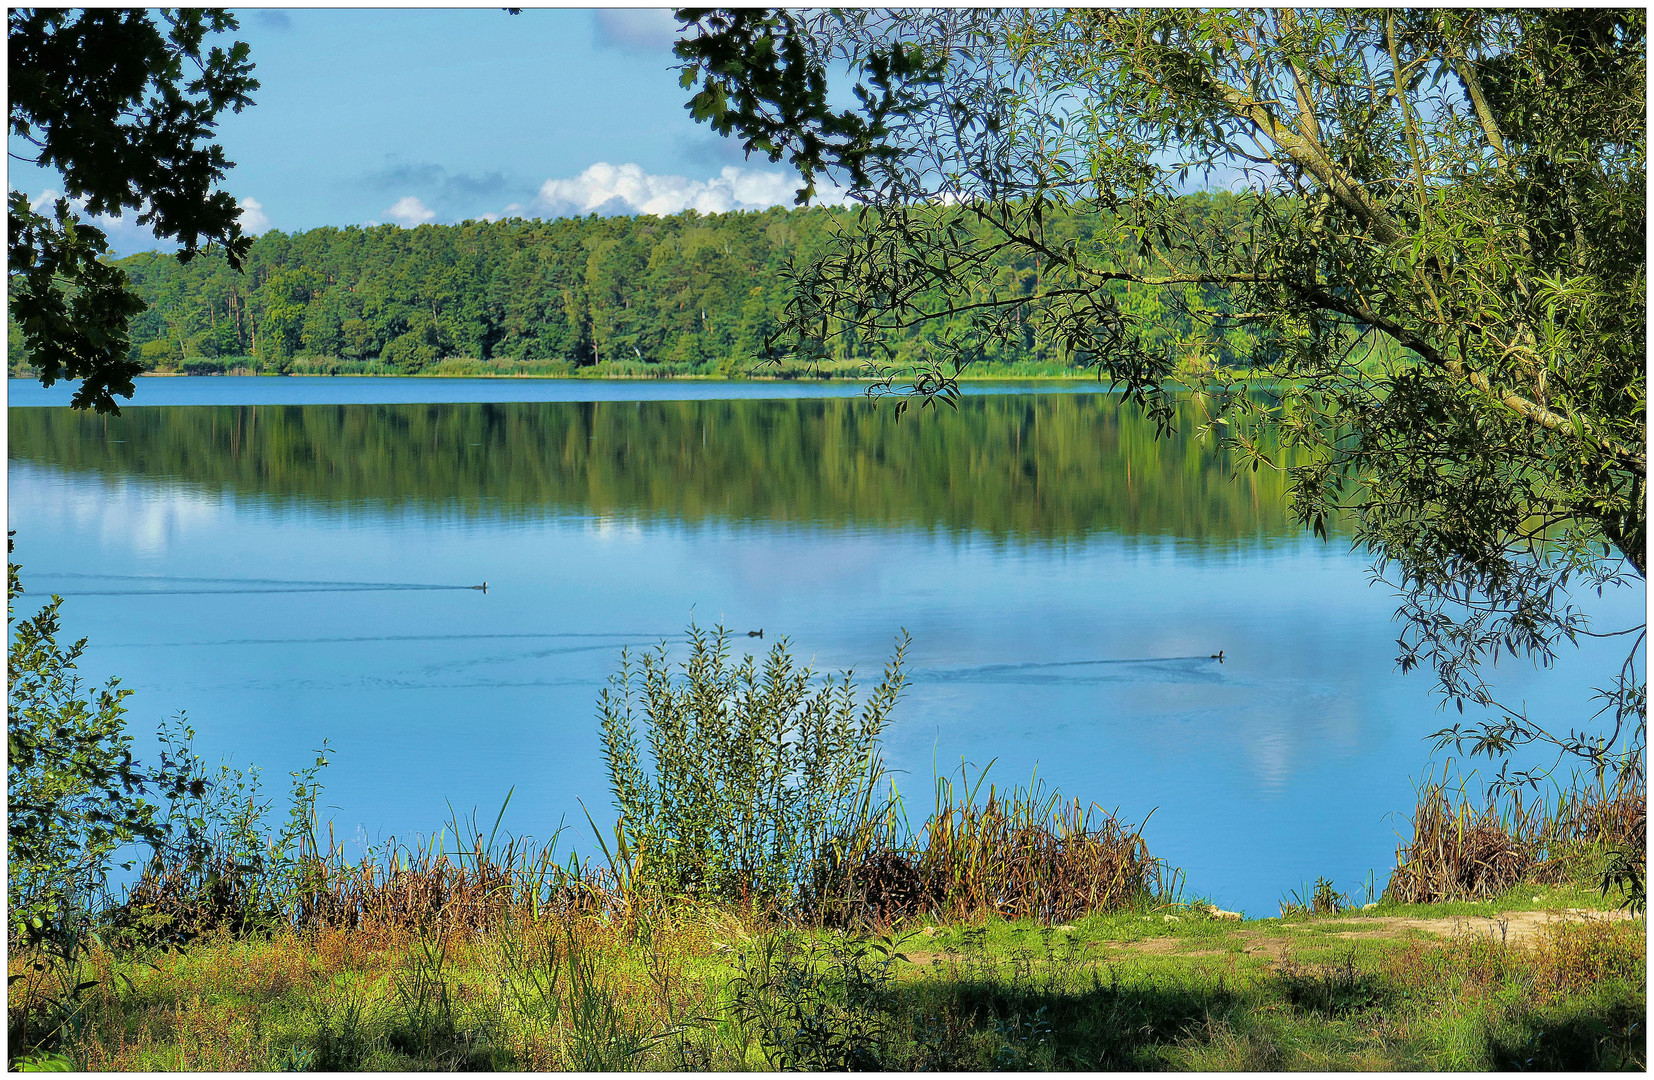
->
[918,784,1162,923]
[112,808,628,946]
[290,829,621,936]
[1386,767,1648,904]
[813,768,1164,925]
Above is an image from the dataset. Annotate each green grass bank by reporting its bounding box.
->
[10,878,1644,1071]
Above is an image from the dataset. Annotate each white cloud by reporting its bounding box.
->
[238,196,270,233]
[28,187,64,214]
[27,187,160,254]
[534,163,847,218]
[385,195,436,227]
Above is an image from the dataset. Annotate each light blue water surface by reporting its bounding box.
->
[7,377,1640,915]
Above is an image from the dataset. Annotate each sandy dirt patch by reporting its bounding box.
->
[1284,907,1635,948]
[899,908,1636,969]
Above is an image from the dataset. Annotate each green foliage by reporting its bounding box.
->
[598,624,907,905]
[7,550,159,939]
[1280,877,1348,918]
[113,717,333,947]
[674,8,1646,795]
[6,545,335,1063]
[6,193,148,412]
[104,200,1273,376]
[5,545,176,1067]
[8,8,258,412]
[724,930,910,1069]
[11,1051,76,1072]
[674,9,943,205]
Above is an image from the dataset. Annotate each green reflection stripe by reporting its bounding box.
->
[8,395,1344,542]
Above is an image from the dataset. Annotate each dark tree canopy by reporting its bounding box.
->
[8,7,257,413]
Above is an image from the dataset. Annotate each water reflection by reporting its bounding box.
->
[9,394,1331,542]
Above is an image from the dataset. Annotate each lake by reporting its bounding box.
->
[8,376,1639,914]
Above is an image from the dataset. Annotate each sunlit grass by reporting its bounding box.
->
[19,894,1640,1071]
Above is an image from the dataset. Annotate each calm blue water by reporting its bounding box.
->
[8,377,1641,915]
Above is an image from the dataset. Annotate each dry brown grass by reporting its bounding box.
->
[1384,783,1549,904]
[815,768,1166,926]
[291,823,615,935]
[1382,924,1519,999]
[1385,768,1645,905]
[1530,917,1646,998]
[917,785,1165,923]
[1379,910,1646,1012]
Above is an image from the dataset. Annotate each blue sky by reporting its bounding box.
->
[9,8,828,256]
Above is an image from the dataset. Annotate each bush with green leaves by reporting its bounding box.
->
[112,716,332,946]
[7,556,160,940]
[597,624,907,906]
[7,553,172,1065]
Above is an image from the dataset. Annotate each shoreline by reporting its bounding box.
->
[115,370,1111,383]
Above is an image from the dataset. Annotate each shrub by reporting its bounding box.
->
[111,718,331,946]
[725,931,906,1070]
[1531,918,1647,998]
[597,624,907,907]
[7,554,160,939]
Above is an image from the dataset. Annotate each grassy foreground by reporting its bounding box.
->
[11,878,1642,1072]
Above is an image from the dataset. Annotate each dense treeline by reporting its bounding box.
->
[9,394,1332,542]
[10,196,1266,377]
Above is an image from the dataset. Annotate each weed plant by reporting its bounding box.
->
[1280,876,1349,917]
[112,717,332,948]
[597,624,908,909]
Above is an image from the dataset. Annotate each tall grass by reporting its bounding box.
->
[1385,764,1646,905]
[813,761,1171,927]
[288,823,596,936]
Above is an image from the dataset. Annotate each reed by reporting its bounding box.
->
[105,777,620,951]
[918,766,1166,923]
[1385,764,1646,905]
[812,762,1169,926]
[103,761,1164,950]
[290,831,577,937]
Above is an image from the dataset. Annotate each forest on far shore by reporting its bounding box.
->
[9,194,1274,379]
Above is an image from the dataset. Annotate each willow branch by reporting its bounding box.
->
[1289,280,1646,473]
[1452,57,1510,169]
